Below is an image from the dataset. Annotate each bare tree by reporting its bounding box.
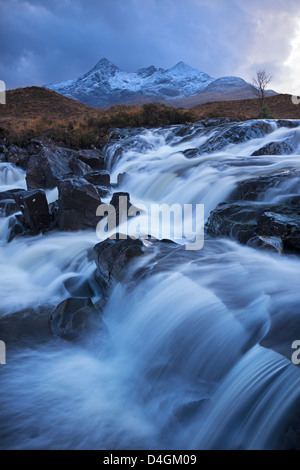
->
[252,70,272,117]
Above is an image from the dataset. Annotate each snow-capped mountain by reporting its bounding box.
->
[45,58,275,108]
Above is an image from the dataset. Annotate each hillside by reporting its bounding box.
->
[0,87,298,149]
[192,93,300,120]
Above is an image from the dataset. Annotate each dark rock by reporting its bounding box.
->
[8,214,29,241]
[117,172,130,186]
[48,200,59,228]
[207,201,300,254]
[108,130,128,141]
[57,178,101,231]
[246,236,283,254]
[13,189,51,234]
[257,210,300,253]
[198,121,273,153]
[0,189,23,216]
[49,297,103,340]
[277,120,299,129]
[6,145,30,169]
[26,139,77,190]
[96,186,111,198]
[94,237,144,287]
[251,140,294,156]
[229,170,300,202]
[77,149,104,170]
[201,117,238,127]
[207,202,260,245]
[25,140,105,189]
[83,170,110,187]
[110,192,132,226]
[68,157,92,177]
[183,148,200,159]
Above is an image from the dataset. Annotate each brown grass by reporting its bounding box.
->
[192,93,300,120]
[0,87,299,149]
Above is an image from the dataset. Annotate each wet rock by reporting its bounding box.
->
[251,140,294,156]
[257,210,300,253]
[48,200,59,228]
[6,145,30,169]
[26,138,77,190]
[207,202,259,245]
[83,170,110,187]
[24,139,106,189]
[68,157,92,177]
[246,236,283,254]
[13,189,51,234]
[183,148,200,159]
[203,117,238,127]
[229,170,300,202]
[96,186,111,198]
[49,297,103,340]
[0,189,23,216]
[94,237,144,287]
[8,214,29,241]
[207,202,300,254]
[77,149,104,170]
[117,172,130,186]
[57,178,101,231]
[198,121,273,153]
[110,192,132,226]
[277,120,299,129]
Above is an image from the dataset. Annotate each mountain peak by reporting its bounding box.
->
[92,58,119,73]
[137,65,159,78]
[170,61,194,71]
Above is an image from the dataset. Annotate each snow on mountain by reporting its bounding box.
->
[44,59,275,108]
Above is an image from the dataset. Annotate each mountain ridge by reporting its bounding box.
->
[45,58,275,108]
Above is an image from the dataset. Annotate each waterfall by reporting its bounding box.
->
[1,120,300,449]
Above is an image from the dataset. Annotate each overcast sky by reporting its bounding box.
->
[1,0,300,94]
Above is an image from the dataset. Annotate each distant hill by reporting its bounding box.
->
[44,58,276,108]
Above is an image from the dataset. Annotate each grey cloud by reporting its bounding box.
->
[0,0,299,93]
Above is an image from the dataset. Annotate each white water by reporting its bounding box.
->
[1,120,300,449]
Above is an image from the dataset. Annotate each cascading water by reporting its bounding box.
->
[1,119,300,449]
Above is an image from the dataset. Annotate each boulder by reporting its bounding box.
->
[207,202,300,254]
[110,192,132,227]
[6,145,30,169]
[117,172,130,186]
[94,237,144,287]
[25,139,105,189]
[77,149,104,170]
[229,170,300,202]
[183,148,200,159]
[8,214,29,241]
[246,236,283,254]
[26,138,77,190]
[277,120,299,129]
[13,189,51,234]
[68,157,92,177]
[251,140,294,156]
[198,121,273,154]
[96,186,111,198]
[49,297,103,340]
[57,178,101,231]
[0,189,22,216]
[83,170,110,187]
